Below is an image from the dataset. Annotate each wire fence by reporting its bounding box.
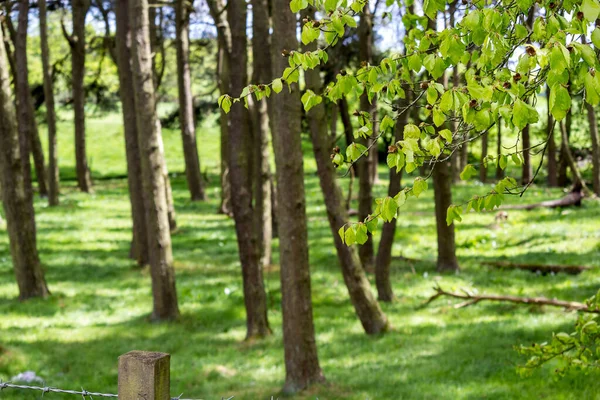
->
[0,381,221,400]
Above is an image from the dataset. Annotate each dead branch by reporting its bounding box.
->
[424,285,600,313]
[501,189,584,210]
[483,261,590,275]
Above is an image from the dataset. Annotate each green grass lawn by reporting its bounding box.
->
[1,109,600,399]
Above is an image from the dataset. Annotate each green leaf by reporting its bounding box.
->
[427,86,438,105]
[346,142,368,162]
[344,226,356,246]
[342,14,357,28]
[404,124,421,139]
[381,115,395,132]
[584,72,600,105]
[433,108,446,127]
[301,90,322,112]
[301,25,320,45]
[549,84,571,121]
[394,190,407,207]
[592,28,600,48]
[366,216,379,233]
[381,197,398,222]
[460,164,477,180]
[325,0,338,12]
[412,178,428,197]
[218,95,232,114]
[282,67,299,84]
[351,0,365,13]
[511,153,523,166]
[272,78,283,94]
[289,0,308,13]
[355,223,368,245]
[446,205,463,226]
[498,154,508,170]
[439,90,454,112]
[338,226,345,244]
[581,0,600,21]
[512,99,539,130]
[439,129,452,143]
[550,45,568,74]
[387,153,398,169]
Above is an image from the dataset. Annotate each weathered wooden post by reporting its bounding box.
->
[118,351,170,400]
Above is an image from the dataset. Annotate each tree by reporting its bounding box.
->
[207,0,232,216]
[586,104,600,196]
[129,0,179,320]
[227,0,271,339]
[302,8,389,333]
[14,0,48,198]
[546,87,558,187]
[40,0,59,206]
[176,0,206,201]
[271,0,324,391]
[114,0,149,266]
[251,0,274,269]
[62,0,93,193]
[356,5,376,271]
[0,21,49,300]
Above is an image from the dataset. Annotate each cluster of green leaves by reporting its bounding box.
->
[517,290,600,377]
[219,0,600,245]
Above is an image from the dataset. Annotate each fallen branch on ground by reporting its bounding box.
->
[424,285,600,313]
[483,261,590,275]
[502,185,584,210]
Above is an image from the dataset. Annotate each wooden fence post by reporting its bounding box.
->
[118,351,170,400]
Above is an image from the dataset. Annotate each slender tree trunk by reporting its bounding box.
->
[148,5,166,91]
[433,161,460,272]
[207,0,233,216]
[40,0,59,206]
[227,0,271,339]
[558,108,572,186]
[15,0,47,197]
[547,89,558,187]
[157,121,177,231]
[586,103,600,196]
[521,7,535,185]
[303,8,388,333]
[71,0,93,192]
[357,6,376,271]
[0,23,49,300]
[339,96,354,147]
[129,0,179,321]
[115,0,149,266]
[271,1,324,392]
[560,120,586,191]
[480,132,488,182]
[251,0,273,269]
[496,123,505,180]
[176,0,206,201]
[375,92,410,302]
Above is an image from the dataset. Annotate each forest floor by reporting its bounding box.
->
[1,110,600,399]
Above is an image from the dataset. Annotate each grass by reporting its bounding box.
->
[1,108,600,399]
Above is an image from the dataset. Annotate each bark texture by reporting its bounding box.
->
[251,0,273,269]
[496,123,505,180]
[15,0,47,197]
[303,8,388,333]
[546,90,558,187]
[479,131,488,182]
[114,0,149,266]
[39,0,59,205]
[357,6,376,271]
[375,93,410,302]
[207,0,233,216]
[71,0,93,192]
[176,0,206,201]
[227,0,271,339]
[433,161,459,272]
[271,0,324,392]
[586,103,600,196]
[129,0,179,320]
[0,23,50,300]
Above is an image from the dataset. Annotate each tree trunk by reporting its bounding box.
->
[558,108,572,186]
[39,0,59,206]
[521,7,535,185]
[480,131,488,182]
[547,89,558,187]
[176,0,206,201]
[357,6,376,272]
[375,92,410,302]
[71,0,93,192]
[114,0,149,266]
[338,96,354,147]
[15,0,47,198]
[433,161,460,272]
[496,122,505,180]
[586,103,600,196]
[157,121,177,232]
[148,5,166,91]
[0,23,49,300]
[560,120,587,191]
[250,0,273,269]
[227,0,271,339]
[271,0,324,392]
[302,8,388,333]
[129,0,179,321]
[207,0,233,216]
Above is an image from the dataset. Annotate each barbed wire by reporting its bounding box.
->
[0,381,219,400]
